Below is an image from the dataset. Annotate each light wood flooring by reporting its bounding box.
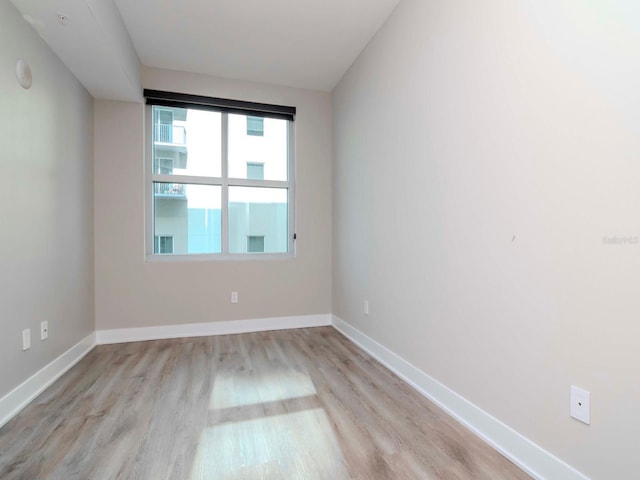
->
[0,327,531,479]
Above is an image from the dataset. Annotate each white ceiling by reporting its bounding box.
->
[115,0,401,92]
[11,0,400,99]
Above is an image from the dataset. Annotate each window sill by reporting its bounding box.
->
[145,252,295,263]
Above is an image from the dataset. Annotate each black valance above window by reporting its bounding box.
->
[143,89,296,121]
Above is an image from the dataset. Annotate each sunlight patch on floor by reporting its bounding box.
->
[210,368,317,410]
[191,408,349,480]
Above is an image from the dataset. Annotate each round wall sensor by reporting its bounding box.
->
[16,59,32,89]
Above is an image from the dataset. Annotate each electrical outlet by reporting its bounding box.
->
[231,291,239,304]
[364,300,369,316]
[22,329,31,351]
[41,321,48,340]
[570,385,591,425]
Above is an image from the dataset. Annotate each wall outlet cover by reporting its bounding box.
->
[41,321,49,340]
[22,329,31,351]
[570,385,590,425]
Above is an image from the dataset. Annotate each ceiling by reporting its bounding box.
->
[11,0,401,100]
[115,0,401,91]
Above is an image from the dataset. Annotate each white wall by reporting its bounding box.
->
[94,67,332,330]
[332,1,640,478]
[0,2,94,398]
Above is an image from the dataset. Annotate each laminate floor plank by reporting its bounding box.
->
[0,327,530,479]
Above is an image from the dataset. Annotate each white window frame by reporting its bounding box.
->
[145,106,296,261]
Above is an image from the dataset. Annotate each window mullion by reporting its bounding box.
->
[221,113,229,255]
[226,179,289,189]
[152,174,222,186]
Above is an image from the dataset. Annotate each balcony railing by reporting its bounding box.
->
[154,183,185,196]
[155,124,186,144]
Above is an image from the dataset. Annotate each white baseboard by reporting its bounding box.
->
[0,332,96,429]
[331,316,590,480]
[96,314,332,345]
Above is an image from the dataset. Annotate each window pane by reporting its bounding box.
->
[152,106,221,177]
[228,114,288,181]
[154,183,221,254]
[228,187,288,254]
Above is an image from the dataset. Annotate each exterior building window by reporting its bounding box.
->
[156,158,173,175]
[246,116,264,136]
[246,162,264,180]
[145,92,295,258]
[154,235,174,254]
[247,236,265,253]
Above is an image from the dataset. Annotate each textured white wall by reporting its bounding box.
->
[94,67,332,330]
[0,2,94,398]
[332,1,640,478]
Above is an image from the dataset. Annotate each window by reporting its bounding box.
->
[246,116,264,136]
[247,236,265,253]
[154,235,174,254]
[144,90,296,258]
[246,162,264,180]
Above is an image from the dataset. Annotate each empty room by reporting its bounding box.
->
[1,0,638,479]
